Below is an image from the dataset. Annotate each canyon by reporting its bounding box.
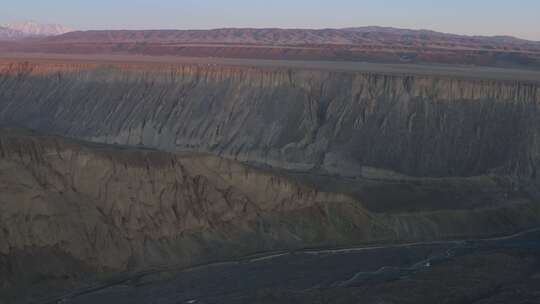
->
[1,54,540,303]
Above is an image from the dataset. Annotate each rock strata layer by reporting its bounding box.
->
[1,60,539,180]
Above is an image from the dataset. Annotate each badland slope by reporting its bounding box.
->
[1,128,540,303]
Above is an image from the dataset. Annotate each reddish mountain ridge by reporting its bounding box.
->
[2,27,540,68]
[46,27,540,47]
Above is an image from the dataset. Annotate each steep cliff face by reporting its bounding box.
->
[1,60,539,181]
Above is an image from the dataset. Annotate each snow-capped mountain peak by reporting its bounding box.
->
[5,21,72,37]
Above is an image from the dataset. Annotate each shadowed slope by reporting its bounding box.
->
[1,129,540,302]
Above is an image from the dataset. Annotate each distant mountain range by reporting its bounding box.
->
[47,26,540,47]
[6,21,72,36]
[1,25,539,68]
[0,26,25,40]
[0,21,71,40]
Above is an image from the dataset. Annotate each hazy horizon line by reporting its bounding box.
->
[3,20,539,42]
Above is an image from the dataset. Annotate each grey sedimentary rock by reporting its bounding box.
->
[0,61,539,180]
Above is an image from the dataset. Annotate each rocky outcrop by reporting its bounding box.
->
[0,60,539,180]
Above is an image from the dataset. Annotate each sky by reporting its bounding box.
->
[1,0,539,40]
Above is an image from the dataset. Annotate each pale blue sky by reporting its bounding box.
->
[1,0,539,40]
